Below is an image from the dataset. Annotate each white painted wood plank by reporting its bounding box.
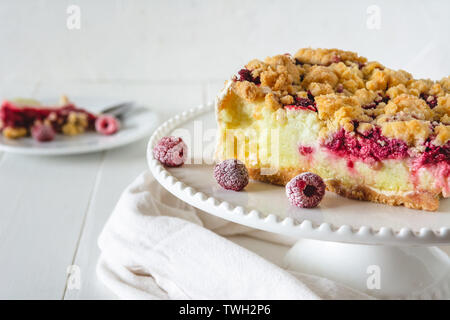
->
[63,138,150,299]
[0,152,103,299]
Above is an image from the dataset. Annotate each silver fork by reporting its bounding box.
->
[100,101,135,119]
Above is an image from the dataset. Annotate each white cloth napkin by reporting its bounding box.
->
[97,171,371,300]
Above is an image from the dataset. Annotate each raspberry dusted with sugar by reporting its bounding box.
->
[31,122,55,142]
[214,159,249,191]
[95,115,120,135]
[286,172,326,208]
[153,136,188,167]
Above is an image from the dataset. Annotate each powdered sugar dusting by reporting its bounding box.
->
[286,172,326,208]
[153,136,188,167]
[214,159,249,191]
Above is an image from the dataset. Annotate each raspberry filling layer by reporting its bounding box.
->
[414,141,450,167]
[0,100,96,131]
[321,128,449,195]
[323,127,409,163]
[411,142,450,196]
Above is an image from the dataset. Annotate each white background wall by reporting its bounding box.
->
[0,0,449,119]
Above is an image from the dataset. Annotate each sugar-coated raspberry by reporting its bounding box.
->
[214,159,249,191]
[31,123,55,142]
[153,136,187,167]
[286,172,326,208]
[95,115,120,135]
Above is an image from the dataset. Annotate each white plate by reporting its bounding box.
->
[147,103,450,245]
[0,98,159,155]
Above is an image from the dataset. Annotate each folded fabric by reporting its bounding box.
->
[97,171,371,299]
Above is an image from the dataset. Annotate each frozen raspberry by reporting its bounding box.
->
[286,172,326,208]
[31,123,55,142]
[153,136,187,167]
[95,115,120,135]
[214,159,249,191]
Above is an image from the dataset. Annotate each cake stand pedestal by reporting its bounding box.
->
[284,239,449,299]
[148,103,450,299]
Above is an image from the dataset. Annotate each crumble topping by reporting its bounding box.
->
[3,127,27,139]
[434,125,450,146]
[234,81,262,102]
[383,94,433,121]
[228,48,450,147]
[380,120,431,146]
[62,111,89,136]
[295,48,366,66]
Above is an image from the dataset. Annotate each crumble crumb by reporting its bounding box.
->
[62,112,89,136]
[3,127,27,139]
[434,125,450,146]
[265,92,282,110]
[59,95,70,106]
[280,95,294,105]
[380,120,431,146]
[384,94,433,121]
[234,81,262,102]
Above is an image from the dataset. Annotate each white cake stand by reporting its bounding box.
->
[147,103,450,299]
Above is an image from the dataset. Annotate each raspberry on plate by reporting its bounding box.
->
[214,159,249,191]
[286,172,326,208]
[95,115,120,135]
[153,136,188,167]
[31,122,55,142]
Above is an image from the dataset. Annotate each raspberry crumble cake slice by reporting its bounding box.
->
[0,96,97,139]
[215,48,450,211]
